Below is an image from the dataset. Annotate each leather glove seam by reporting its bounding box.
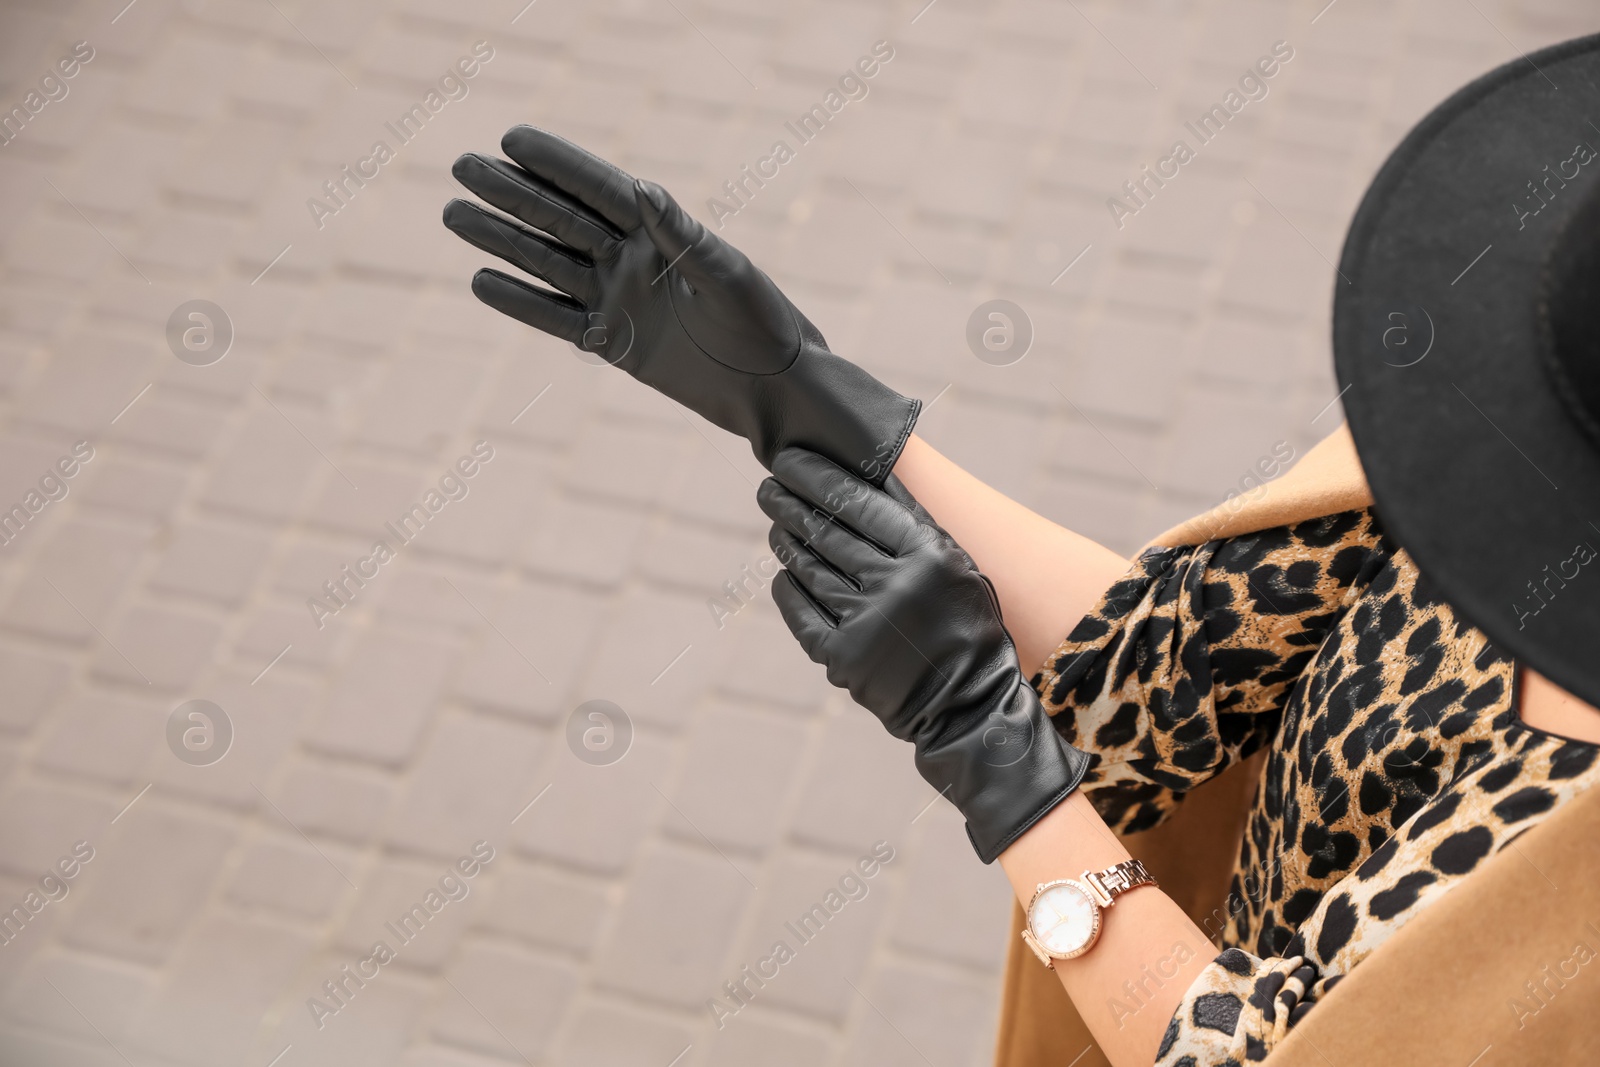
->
[876,397,921,482]
[663,267,804,375]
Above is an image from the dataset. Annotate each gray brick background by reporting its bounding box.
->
[0,1,1590,1065]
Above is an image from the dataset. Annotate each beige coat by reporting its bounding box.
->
[993,425,1600,1066]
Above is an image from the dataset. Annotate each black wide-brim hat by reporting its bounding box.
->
[1334,32,1600,711]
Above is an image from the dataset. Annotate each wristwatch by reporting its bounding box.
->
[1020,859,1157,967]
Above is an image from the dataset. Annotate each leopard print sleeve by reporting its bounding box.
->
[1032,510,1387,834]
[1151,948,1325,1064]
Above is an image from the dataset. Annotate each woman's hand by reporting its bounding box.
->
[442,125,919,484]
[757,447,1092,862]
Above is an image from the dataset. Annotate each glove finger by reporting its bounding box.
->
[769,448,922,557]
[771,570,836,663]
[444,199,597,304]
[500,124,642,232]
[757,476,886,582]
[635,179,748,293]
[769,525,858,608]
[470,268,588,346]
[452,153,621,256]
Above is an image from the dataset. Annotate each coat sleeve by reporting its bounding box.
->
[1031,508,1384,835]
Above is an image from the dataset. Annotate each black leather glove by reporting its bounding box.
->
[442,125,920,484]
[757,448,1091,863]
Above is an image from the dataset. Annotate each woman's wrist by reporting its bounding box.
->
[999,791,1131,893]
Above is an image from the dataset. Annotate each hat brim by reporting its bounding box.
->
[1333,33,1600,710]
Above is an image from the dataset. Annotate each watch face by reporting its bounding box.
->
[1029,881,1101,958]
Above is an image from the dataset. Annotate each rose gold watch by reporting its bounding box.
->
[1020,859,1157,968]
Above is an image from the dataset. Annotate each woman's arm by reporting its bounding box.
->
[764,448,1230,1067]
[891,434,1133,674]
[999,793,1215,1067]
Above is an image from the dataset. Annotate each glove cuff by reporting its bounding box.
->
[914,680,1092,864]
[766,346,921,486]
[963,740,1091,864]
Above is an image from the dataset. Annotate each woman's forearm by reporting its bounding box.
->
[1000,793,1216,1067]
[892,435,1210,1064]
[891,434,1132,674]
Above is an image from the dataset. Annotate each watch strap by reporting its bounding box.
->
[1083,859,1155,908]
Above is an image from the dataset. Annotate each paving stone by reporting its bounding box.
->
[592,842,753,1009]
[233,602,353,674]
[658,439,769,532]
[385,712,545,858]
[414,446,552,565]
[662,701,807,854]
[148,519,275,607]
[350,349,489,457]
[0,645,72,734]
[131,915,317,1067]
[1030,471,1151,558]
[0,784,115,882]
[122,31,247,123]
[6,214,115,283]
[512,729,672,875]
[703,1013,833,1067]
[302,460,443,540]
[449,578,608,721]
[547,1001,696,1067]
[715,605,831,714]
[398,1044,519,1067]
[62,805,235,967]
[270,340,376,406]
[16,331,154,433]
[0,879,60,990]
[224,835,360,920]
[0,949,156,1048]
[306,629,457,767]
[636,516,761,594]
[33,688,165,787]
[521,491,650,587]
[271,757,397,844]
[429,941,578,1061]
[788,709,929,856]
[837,962,998,1067]
[0,1026,128,1067]
[145,671,316,812]
[1158,384,1302,499]
[136,209,246,277]
[74,456,190,522]
[576,585,732,731]
[61,124,189,218]
[888,804,1013,971]
[199,408,329,521]
[562,420,690,507]
[278,966,436,1067]
[481,859,609,956]
[300,277,421,355]
[333,854,492,971]
[728,847,895,1022]
[366,565,496,633]
[87,603,221,692]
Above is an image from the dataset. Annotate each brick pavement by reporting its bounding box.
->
[0,0,1592,1064]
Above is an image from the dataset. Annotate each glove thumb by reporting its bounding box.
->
[635,178,741,291]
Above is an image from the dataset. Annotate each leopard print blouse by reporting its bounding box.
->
[1032,507,1600,1064]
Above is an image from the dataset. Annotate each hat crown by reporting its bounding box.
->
[1541,181,1600,452]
